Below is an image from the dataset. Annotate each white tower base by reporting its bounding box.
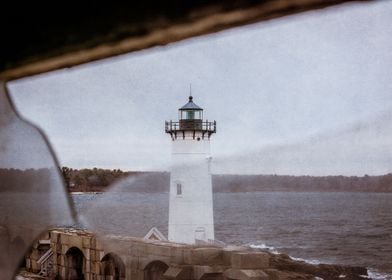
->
[168,132,214,244]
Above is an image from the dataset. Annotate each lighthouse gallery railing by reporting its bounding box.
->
[165,120,216,140]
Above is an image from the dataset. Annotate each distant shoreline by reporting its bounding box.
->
[66,172,392,193]
[70,191,103,195]
[68,189,392,194]
[1,168,391,193]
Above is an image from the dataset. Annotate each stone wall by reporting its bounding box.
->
[51,229,105,279]
[26,228,367,280]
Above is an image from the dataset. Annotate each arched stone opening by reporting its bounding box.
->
[101,253,125,280]
[144,260,169,280]
[65,247,85,280]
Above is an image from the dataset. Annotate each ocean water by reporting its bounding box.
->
[71,192,392,279]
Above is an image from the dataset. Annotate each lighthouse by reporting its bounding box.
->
[165,95,216,244]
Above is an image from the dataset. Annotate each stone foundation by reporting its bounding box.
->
[23,228,368,280]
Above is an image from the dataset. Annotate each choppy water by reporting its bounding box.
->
[71,192,392,279]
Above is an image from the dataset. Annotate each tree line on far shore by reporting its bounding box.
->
[61,167,134,192]
[0,167,391,192]
[62,167,392,193]
[212,173,392,193]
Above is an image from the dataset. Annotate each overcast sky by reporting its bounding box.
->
[7,1,392,176]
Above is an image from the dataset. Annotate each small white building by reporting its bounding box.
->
[165,96,216,244]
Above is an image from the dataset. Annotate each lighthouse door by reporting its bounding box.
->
[195,227,206,242]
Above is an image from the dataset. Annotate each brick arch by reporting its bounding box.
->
[100,252,126,280]
[144,260,169,280]
[65,246,85,280]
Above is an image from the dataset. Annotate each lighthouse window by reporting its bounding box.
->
[186,111,195,119]
[176,183,182,195]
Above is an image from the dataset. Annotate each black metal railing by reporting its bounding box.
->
[165,120,216,133]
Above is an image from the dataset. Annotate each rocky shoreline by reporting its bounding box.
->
[265,251,368,279]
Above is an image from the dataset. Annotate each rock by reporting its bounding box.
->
[268,252,368,280]
[264,269,314,280]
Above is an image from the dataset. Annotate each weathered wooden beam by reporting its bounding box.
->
[0,0,370,81]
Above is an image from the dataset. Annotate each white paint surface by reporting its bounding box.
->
[168,136,214,244]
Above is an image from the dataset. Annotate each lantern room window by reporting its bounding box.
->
[187,111,195,119]
[181,110,202,120]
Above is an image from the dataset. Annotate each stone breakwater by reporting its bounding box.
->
[23,228,368,280]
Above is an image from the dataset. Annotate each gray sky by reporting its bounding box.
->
[8,1,392,176]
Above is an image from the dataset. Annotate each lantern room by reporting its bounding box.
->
[178,96,203,120]
[165,95,216,140]
[179,96,203,130]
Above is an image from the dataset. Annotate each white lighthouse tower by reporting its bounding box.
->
[165,95,216,244]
